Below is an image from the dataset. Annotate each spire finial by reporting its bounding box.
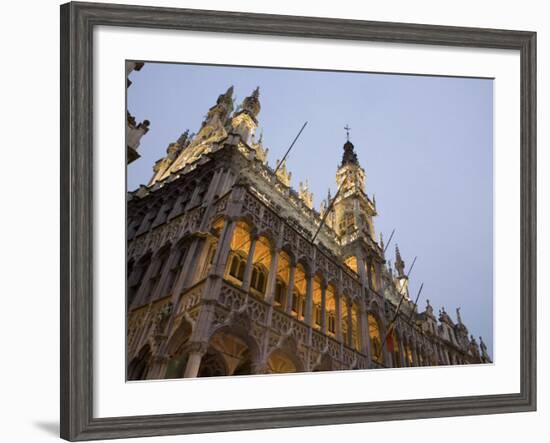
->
[344,124,351,141]
[395,244,405,276]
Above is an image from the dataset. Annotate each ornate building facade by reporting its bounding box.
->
[126,84,491,380]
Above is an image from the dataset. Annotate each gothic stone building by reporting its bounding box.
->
[126,85,491,380]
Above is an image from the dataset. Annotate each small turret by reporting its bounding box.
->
[238,86,261,121]
[275,158,292,187]
[201,85,234,130]
[395,244,405,277]
[299,180,314,209]
[231,87,261,145]
[394,245,409,298]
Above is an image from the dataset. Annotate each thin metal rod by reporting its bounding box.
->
[312,175,348,244]
[274,121,308,174]
[383,229,395,254]
[406,283,424,325]
[406,256,417,278]
[384,257,420,341]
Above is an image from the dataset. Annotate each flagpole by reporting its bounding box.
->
[274,121,308,174]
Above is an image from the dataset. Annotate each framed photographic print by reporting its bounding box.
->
[60,1,536,441]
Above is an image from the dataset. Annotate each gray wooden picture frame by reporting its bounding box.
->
[60,1,537,441]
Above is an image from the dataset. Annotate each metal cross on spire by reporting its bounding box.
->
[344,124,351,141]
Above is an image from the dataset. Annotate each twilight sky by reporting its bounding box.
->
[127,62,493,358]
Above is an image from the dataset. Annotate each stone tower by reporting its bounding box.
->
[333,136,384,294]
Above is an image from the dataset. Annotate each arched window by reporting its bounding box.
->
[274,280,286,306]
[312,276,323,329]
[249,236,272,298]
[128,254,151,307]
[164,243,188,296]
[136,205,159,236]
[251,265,267,294]
[368,313,383,364]
[291,263,307,320]
[351,302,361,351]
[151,201,172,229]
[291,291,300,315]
[369,261,379,291]
[275,251,291,309]
[228,253,246,282]
[342,296,350,345]
[387,330,401,368]
[201,241,220,279]
[326,284,336,336]
[405,341,414,366]
[144,248,170,302]
[223,219,252,285]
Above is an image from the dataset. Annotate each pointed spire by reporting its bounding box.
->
[395,244,405,276]
[456,307,463,325]
[341,138,359,166]
[224,85,234,99]
[425,298,434,316]
[299,180,314,209]
[176,129,190,146]
[275,158,291,187]
[238,86,261,119]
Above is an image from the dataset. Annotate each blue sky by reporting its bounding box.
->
[128,62,493,358]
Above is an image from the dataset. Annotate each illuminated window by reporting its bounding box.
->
[325,284,336,336]
[405,343,413,366]
[314,304,322,326]
[251,265,267,294]
[274,280,286,305]
[228,253,246,281]
[328,314,336,334]
[368,313,383,364]
[291,292,299,315]
[344,256,358,274]
[351,303,360,351]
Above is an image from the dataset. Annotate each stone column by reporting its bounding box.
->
[335,291,343,342]
[304,274,314,326]
[183,352,203,378]
[265,249,280,303]
[211,219,236,277]
[346,299,353,348]
[320,283,327,334]
[359,302,370,356]
[357,254,368,291]
[204,168,224,203]
[183,343,207,378]
[398,334,406,368]
[132,259,156,308]
[241,236,258,292]
[365,259,374,290]
[151,247,180,300]
[414,344,420,366]
[381,324,392,367]
[285,264,296,314]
